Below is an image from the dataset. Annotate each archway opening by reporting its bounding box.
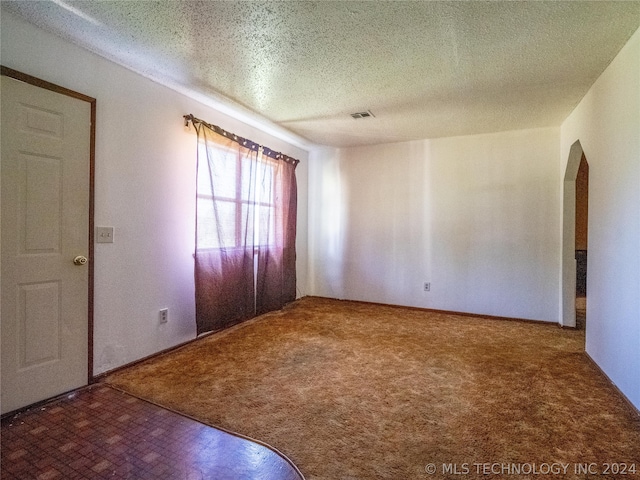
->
[561,140,589,331]
[575,153,588,330]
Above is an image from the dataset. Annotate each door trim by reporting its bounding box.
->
[1,66,96,382]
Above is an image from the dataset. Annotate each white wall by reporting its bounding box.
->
[1,11,309,375]
[309,127,561,322]
[561,27,640,409]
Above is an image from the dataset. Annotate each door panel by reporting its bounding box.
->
[1,75,91,414]
[20,282,61,367]
[22,154,62,252]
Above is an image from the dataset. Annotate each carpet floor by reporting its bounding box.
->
[106,297,640,479]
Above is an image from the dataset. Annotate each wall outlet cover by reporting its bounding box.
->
[96,226,114,243]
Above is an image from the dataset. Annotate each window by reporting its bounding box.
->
[196,142,276,250]
[189,113,299,334]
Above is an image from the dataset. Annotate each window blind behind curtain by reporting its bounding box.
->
[187,115,299,335]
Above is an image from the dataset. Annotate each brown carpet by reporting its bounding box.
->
[106,297,640,479]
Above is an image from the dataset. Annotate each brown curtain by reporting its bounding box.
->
[192,118,298,335]
[256,151,298,315]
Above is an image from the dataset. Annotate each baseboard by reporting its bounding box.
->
[306,295,558,326]
[93,315,267,381]
[98,296,563,382]
[1,385,93,421]
[92,334,212,381]
[308,296,637,416]
[4,317,268,419]
[584,353,640,418]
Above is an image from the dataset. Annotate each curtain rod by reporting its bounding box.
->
[184,114,299,166]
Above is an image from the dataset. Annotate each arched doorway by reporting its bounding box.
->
[561,140,589,329]
[575,154,588,329]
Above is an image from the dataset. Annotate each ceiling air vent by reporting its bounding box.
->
[350,110,375,119]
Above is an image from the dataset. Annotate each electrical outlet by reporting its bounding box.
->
[424,282,431,292]
[159,308,169,324]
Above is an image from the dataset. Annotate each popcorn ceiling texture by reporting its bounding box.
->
[4,1,640,147]
[106,297,640,480]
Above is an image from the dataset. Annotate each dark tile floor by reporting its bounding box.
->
[1,385,303,480]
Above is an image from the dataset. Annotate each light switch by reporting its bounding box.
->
[96,226,114,243]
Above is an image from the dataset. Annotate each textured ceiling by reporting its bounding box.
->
[4,1,640,148]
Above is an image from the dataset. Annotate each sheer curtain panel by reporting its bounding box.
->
[190,116,298,335]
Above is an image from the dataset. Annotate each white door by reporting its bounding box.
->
[1,75,91,414]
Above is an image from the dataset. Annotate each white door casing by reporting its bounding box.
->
[1,73,93,414]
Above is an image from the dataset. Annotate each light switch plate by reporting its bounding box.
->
[96,226,114,243]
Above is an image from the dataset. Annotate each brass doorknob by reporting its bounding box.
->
[73,255,88,266]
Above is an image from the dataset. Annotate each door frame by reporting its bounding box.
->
[1,66,96,382]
